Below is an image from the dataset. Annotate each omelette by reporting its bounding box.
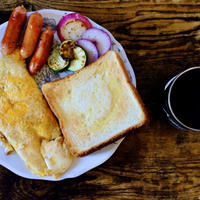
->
[0,49,72,178]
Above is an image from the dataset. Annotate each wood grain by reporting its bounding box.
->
[1,0,200,199]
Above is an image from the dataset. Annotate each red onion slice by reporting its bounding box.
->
[76,39,99,64]
[81,28,111,56]
[57,13,92,42]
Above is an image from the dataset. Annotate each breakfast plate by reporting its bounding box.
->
[0,9,136,181]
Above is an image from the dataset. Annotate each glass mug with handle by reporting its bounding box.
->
[163,67,200,131]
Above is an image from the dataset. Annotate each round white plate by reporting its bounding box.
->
[0,9,136,181]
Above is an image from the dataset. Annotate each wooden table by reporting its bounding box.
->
[1,0,200,199]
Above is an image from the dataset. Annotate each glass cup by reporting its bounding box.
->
[163,67,200,131]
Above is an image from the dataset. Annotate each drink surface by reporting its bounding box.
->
[170,68,200,129]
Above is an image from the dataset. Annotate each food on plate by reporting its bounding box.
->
[42,50,148,157]
[29,26,54,75]
[81,27,111,56]
[67,45,87,71]
[59,40,76,60]
[76,39,98,64]
[41,137,72,177]
[0,8,142,178]
[1,5,27,55]
[1,6,52,75]
[20,12,43,59]
[48,45,70,72]
[0,49,72,178]
[0,132,14,155]
[56,12,111,67]
[48,40,87,72]
[57,12,92,41]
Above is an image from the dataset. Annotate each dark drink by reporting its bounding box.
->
[163,67,200,131]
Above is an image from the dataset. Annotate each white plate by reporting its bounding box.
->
[0,9,136,181]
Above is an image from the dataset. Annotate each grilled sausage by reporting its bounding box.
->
[29,26,54,75]
[1,6,27,55]
[20,12,43,59]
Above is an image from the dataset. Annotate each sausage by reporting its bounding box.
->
[20,12,43,59]
[29,26,54,75]
[1,6,27,55]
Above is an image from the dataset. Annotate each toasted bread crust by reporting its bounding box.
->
[42,50,148,157]
[114,52,149,126]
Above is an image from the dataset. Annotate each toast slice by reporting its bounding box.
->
[42,50,148,157]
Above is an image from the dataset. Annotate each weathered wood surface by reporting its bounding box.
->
[1,0,200,199]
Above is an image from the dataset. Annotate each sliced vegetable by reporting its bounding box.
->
[76,39,98,64]
[68,46,87,72]
[81,27,111,56]
[57,13,92,42]
[59,40,76,60]
[48,45,70,72]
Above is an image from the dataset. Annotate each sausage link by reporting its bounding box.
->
[29,26,54,75]
[1,6,27,55]
[20,12,43,59]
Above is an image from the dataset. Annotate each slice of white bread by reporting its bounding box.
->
[42,50,148,157]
